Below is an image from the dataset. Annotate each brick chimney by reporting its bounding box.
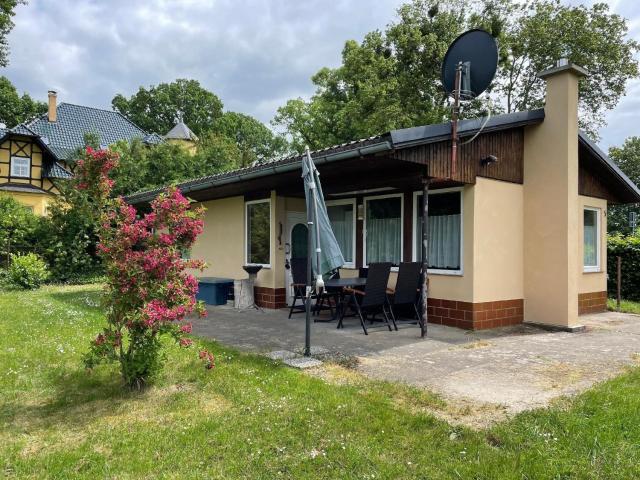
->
[47,90,57,122]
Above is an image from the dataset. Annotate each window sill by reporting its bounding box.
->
[246,264,271,270]
[428,269,463,277]
[583,267,601,274]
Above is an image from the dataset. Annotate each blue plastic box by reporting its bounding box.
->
[196,277,234,306]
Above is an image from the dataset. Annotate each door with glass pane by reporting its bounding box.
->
[285,213,308,305]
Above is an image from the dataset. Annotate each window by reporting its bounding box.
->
[10,156,30,178]
[246,199,271,266]
[413,190,462,274]
[327,199,355,267]
[583,207,600,272]
[364,195,403,266]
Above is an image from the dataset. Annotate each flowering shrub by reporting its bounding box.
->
[80,147,213,389]
[7,252,49,289]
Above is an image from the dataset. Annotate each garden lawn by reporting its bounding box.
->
[1,285,640,479]
[608,297,640,315]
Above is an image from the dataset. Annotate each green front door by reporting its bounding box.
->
[291,223,308,259]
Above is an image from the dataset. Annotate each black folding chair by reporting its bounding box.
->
[288,258,313,318]
[314,269,340,320]
[338,262,393,335]
[386,262,422,331]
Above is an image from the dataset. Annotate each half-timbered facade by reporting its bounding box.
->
[0,91,161,214]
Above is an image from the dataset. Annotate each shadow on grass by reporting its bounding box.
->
[1,364,156,433]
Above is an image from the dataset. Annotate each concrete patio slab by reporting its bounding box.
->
[193,304,640,414]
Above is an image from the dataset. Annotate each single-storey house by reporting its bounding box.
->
[0,91,164,214]
[127,62,640,331]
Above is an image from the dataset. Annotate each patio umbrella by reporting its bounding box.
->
[302,148,345,356]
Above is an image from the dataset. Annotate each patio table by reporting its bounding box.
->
[323,277,367,321]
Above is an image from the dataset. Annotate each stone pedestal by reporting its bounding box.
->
[233,278,254,309]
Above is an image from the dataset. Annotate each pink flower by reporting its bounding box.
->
[180,323,192,333]
[179,338,193,347]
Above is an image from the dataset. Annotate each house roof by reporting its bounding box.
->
[579,131,640,203]
[165,120,198,141]
[24,103,159,161]
[126,109,546,204]
[125,108,640,206]
[0,126,73,180]
[0,183,49,194]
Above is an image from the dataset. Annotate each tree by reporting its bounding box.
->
[110,136,243,196]
[112,79,223,136]
[274,0,638,149]
[38,140,109,282]
[608,137,640,235]
[211,111,290,165]
[493,0,639,136]
[0,76,47,127]
[0,0,24,68]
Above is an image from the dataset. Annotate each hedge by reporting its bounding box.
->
[607,234,640,301]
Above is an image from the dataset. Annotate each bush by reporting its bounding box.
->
[607,234,640,301]
[8,253,49,289]
[79,147,213,389]
[0,194,40,267]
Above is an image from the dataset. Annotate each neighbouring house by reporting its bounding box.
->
[127,61,640,331]
[164,113,198,154]
[0,90,162,214]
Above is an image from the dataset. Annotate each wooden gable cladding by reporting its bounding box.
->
[394,128,524,184]
[578,142,626,203]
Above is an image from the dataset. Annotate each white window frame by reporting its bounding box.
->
[10,156,30,178]
[326,198,357,269]
[412,187,464,276]
[245,198,272,268]
[583,206,601,273]
[363,193,404,269]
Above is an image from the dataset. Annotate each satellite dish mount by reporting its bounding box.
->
[441,29,498,178]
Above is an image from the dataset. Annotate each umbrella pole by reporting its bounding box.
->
[420,176,430,338]
[305,208,313,357]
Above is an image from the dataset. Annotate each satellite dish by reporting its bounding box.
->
[441,29,498,99]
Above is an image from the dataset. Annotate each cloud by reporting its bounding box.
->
[3,0,639,149]
[4,0,402,126]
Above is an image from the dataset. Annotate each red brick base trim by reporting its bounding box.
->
[254,287,287,309]
[578,291,607,315]
[427,298,524,330]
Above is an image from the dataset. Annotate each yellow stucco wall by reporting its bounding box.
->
[191,193,282,289]
[190,196,248,283]
[578,195,607,294]
[472,177,524,303]
[523,68,582,327]
[167,139,197,155]
[3,191,53,216]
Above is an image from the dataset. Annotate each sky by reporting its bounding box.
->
[3,0,639,150]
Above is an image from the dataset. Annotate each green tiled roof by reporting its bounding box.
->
[25,103,158,161]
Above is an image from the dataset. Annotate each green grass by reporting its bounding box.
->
[608,297,640,315]
[1,285,640,479]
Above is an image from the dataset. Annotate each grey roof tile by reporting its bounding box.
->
[164,121,198,141]
[42,161,73,179]
[26,103,150,160]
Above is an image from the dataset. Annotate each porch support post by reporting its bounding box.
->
[420,175,430,337]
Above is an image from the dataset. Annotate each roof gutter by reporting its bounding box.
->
[127,140,392,204]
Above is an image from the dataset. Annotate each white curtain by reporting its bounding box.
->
[366,217,401,264]
[328,207,353,262]
[416,214,461,270]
